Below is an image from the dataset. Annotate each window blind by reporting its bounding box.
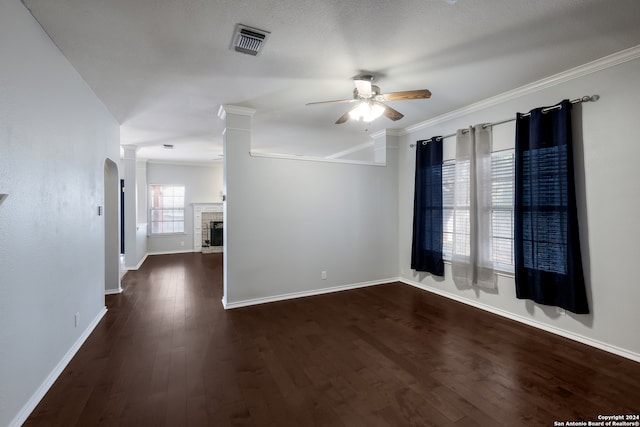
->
[491,150,515,272]
[442,160,455,258]
[442,149,514,273]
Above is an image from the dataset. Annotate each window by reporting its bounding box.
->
[442,160,455,258]
[491,150,515,272]
[442,149,514,272]
[150,185,185,234]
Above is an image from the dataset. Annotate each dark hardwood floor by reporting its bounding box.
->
[25,253,639,426]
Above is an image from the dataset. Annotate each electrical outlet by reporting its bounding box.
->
[75,312,80,327]
[321,271,327,280]
[180,241,185,247]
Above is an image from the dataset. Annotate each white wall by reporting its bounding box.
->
[136,160,148,224]
[121,146,140,271]
[146,162,223,254]
[119,157,149,271]
[104,159,121,293]
[0,0,120,425]
[399,52,640,359]
[222,107,399,306]
[133,160,148,266]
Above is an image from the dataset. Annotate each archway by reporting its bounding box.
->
[104,158,122,294]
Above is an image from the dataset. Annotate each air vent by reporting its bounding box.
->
[163,144,174,149]
[231,24,270,56]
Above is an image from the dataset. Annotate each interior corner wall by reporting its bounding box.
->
[224,135,399,307]
[398,55,640,359]
[146,162,223,254]
[120,157,149,270]
[136,161,148,225]
[122,147,140,271]
[0,0,120,425]
[134,160,148,264]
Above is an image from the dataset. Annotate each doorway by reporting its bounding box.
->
[120,179,125,255]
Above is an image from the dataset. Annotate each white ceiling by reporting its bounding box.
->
[21,0,640,163]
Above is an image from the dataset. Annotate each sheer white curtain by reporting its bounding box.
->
[452,125,496,289]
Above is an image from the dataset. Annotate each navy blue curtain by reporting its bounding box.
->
[514,99,589,314]
[411,137,444,276]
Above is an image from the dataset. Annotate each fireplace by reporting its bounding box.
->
[210,221,223,247]
[194,203,223,254]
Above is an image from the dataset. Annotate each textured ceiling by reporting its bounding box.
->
[21,0,640,162]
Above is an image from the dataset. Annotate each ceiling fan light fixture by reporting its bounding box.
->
[349,101,385,122]
[307,76,430,124]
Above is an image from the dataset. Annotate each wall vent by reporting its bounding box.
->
[231,24,270,56]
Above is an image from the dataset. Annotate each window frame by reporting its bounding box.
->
[490,149,515,273]
[149,184,186,235]
[441,149,515,274]
[442,159,456,260]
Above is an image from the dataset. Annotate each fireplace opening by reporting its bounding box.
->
[210,221,223,247]
[197,205,223,253]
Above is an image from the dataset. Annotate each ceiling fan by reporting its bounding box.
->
[306,75,431,124]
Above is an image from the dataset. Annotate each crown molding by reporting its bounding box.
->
[370,128,404,139]
[217,105,256,120]
[404,44,640,134]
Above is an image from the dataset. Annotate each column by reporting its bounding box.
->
[217,105,256,308]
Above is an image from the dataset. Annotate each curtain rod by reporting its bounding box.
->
[410,95,599,147]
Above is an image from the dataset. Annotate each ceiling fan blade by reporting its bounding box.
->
[381,89,432,101]
[381,103,404,121]
[335,110,351,124]
[354,78,373,98]
[306,98,356,106]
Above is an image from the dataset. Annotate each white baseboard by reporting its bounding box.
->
[105,286,123,295]
[400,278,640,364]
[147,249,195,256]
[125,253,148,271]
[222,278,396,310]
[9,306,108,427]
